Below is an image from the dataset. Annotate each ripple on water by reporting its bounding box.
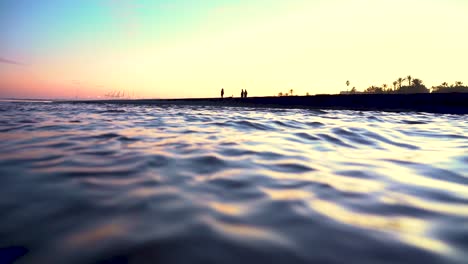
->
[0,102,467,264]
[401,120,429,125]
[228,120,274,131]
[306,121,325,128]
[362,130,420,150]
[294,132,320,141]
[317,133,356,148]
[183,155,230,175]
[331,128,377,147]
[262,162,315,173]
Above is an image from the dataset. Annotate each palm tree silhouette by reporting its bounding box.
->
[397,78,405,89]
[290,89,293,96]
[407,75,412,86]
[393,81,397,91]
[346,80,350,90]
[442,82,448,87]
[455,81,463,87]
[383,84,388,92]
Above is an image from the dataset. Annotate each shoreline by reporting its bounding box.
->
[54,93,468,114]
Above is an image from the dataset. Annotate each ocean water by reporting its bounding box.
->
[0,101,467,264]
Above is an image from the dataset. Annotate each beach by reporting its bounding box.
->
[59,93,468,115]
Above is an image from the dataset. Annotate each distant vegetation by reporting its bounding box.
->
[431,81,468,93]
[276,77,467,96]
[344,77,467,94]
[278,89,295,97]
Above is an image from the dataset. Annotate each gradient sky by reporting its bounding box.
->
[1,0,467,99]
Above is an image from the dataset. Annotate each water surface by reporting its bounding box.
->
[0,102,467,264]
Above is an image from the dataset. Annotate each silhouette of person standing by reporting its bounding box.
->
[221,88,224,98]
[245,89,248,98]
[241,89,244,98]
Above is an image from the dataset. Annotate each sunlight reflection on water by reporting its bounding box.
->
[0,102,467,264]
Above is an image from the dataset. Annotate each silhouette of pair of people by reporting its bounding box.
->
[241,89,248,98]
[221,88,247,98]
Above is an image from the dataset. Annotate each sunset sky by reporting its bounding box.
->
[1,0,467,99]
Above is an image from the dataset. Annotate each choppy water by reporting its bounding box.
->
[0,101,467,264]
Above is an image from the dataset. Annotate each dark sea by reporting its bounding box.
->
[0,101,467,264]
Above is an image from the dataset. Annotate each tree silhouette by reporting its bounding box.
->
[365,86,384,93]
[412,78,423,87]
[350,87,356,93]
[361,77,467,94]
[346,80,350,90]
[397,78,405,89]
[432,81,468,93]
[290,89,293,96]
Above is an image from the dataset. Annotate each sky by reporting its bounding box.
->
[1,0,467,99]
